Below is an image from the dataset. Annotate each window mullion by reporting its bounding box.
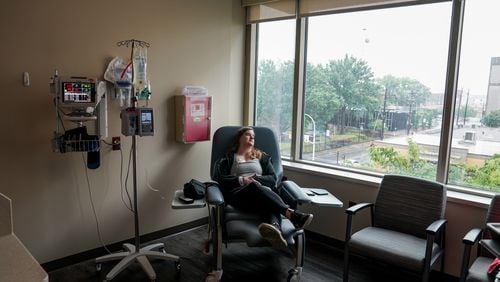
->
[291,17,307,161]
[245,24,257,126]
[436,0,466,183]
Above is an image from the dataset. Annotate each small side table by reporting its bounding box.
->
[171,190,206,209]
[301,188,343,207]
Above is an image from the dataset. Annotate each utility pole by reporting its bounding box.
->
[463,89,470,126]
[407,93,414,136]
[456,88,463,127]
[381,86,388,140]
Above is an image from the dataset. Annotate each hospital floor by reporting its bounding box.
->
[48,225,456,282]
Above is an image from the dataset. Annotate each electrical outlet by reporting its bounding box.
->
[112,136,121,150]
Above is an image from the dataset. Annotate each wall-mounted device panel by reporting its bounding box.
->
[175,95,211,143]
[121,107,154,137]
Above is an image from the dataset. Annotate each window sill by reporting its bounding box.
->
[282,160,491,209]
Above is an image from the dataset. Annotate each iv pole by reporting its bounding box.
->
[95,39,180,282]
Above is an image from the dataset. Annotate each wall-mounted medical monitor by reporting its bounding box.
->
[58,77,99,109]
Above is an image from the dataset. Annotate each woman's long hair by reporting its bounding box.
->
[230,126,263,159]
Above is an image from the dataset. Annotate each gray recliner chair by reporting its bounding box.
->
[460,194,500,282]
[205,126,311,282]
[343,175,447,282]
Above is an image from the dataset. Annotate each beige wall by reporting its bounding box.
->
[284,167,489,277]
[0,0,245,263]
[0,0,490,279]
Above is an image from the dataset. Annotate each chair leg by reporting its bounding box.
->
[287,231,305,282]
[295,232,305,268]
[422,260,431,282]
[343,244,350,282]
[440,252,445,273]
[422,270,429,282]
[206,205,223,281]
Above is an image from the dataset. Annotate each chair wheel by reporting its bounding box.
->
[175,261,181,273]
[96,263,102,271]
[287,269,300,282]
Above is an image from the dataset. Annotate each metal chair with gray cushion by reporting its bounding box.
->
[460,195,500,282]
[205,126,311,282]
[343,175,447,282]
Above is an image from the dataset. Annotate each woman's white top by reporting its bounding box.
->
[230,154,263,177]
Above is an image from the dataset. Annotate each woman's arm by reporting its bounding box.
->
[254,155,278,190]
[213,155,240,193]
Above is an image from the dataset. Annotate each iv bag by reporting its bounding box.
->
[133,47,148,94]
[104,57,132,84]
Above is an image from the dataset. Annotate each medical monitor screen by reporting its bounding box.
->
[62,81,96,104]
[141,112,152,124]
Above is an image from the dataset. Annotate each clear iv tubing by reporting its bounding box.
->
[120,61,132,80]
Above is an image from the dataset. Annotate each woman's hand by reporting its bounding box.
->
[241,174,259,186]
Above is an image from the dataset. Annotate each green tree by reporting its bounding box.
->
[304,63,341,131]
[325,55,380,134]
[414,109,439,130]
[481,110,500,128]
[369,146,408,169]
[457,106,478,119]
[465,154,500,189]
[378,76,431,108]
[369,140,436,181]
[255,60,294,135]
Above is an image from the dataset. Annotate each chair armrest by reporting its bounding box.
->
[345,203,373,215]
[423,218,447,274]
[280,180,311,208]
[463,228,482,245]
[460,228,483,282]
[206,185,224,206]
[345,203,374,242]
[426,219,447,235]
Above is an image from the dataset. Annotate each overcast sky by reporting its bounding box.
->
[258,0,499,97]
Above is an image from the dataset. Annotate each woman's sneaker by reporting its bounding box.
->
[258,223,288,249]
[291,210,314,229]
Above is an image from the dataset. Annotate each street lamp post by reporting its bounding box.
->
[304,114,316,160]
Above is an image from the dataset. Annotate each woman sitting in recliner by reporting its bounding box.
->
[213,126,313,249]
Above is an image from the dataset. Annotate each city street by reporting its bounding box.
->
[301,123,500,166]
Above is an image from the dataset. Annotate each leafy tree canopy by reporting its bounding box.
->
[465,154,500,189]
[481,110,500,128]
[377,75,432,108]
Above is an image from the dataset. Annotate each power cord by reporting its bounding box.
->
[138,138,167,200]
[120,146,134,213]
[81,153,112,255]
[100,138,134,212]
[123,143,134,212]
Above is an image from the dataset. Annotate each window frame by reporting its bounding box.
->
[247,0,497,197]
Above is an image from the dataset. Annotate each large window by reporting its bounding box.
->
[303,3,451,180]
[255,19,296,158]
[251,0,500,192]
[448,0,500,191]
